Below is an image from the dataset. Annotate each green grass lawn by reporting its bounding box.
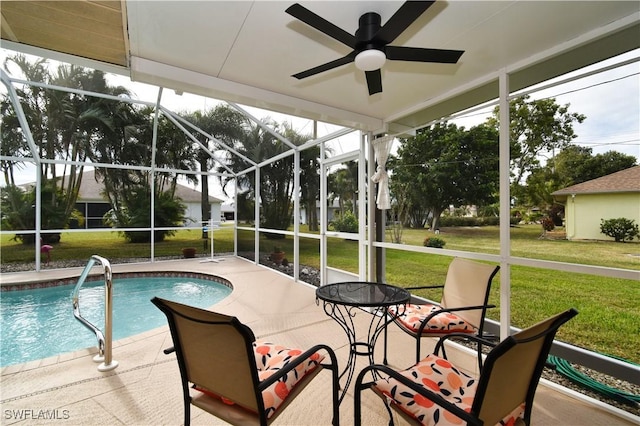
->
[1,224,638,362]
[0,226,236,263]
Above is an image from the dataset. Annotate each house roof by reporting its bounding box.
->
[2,1,638,135]
[24,170,223,204]
[552,165,640,196]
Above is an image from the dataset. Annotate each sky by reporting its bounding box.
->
[1,47,639,200]
[449,49,640,161]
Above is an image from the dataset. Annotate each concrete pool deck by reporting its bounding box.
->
[1,257,638,425]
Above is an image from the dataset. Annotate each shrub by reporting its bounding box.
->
[439,216,476,227]
[331,211,359,233]
[0,183,83,244]
[540,216,555,232]
[481,216,500,226]
[600,218,640,242]
[525,211,544,224]
[437,216,516,227]
[104,188,186,243]
[549,204,564,226]
[423,236,446,248]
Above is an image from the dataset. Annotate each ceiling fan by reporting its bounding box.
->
[285,1,464,96]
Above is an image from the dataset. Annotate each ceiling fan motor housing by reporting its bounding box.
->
[356,12,384,52]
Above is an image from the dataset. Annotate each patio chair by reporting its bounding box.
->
[355,308,578,426]
[385,257,499,364]
[151,297,340,426]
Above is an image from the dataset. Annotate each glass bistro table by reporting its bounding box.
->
[315,281,410,403]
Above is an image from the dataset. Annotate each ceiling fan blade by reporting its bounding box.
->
[292,53,356,79]
[386,46,464,63]
[286,3,357,49]
[365,70,382,95]
[374,1,435,44]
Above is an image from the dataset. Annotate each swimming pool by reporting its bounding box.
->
[0,273,232,367]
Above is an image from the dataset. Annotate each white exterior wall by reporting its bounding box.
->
[184,202,222,226]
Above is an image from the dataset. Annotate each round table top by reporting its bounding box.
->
[316,281,410,307]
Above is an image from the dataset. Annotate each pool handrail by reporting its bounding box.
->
[71,255,118,372]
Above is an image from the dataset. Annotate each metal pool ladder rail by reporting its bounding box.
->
[71,255,119,372]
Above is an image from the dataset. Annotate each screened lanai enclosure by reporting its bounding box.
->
[1,0,639,408]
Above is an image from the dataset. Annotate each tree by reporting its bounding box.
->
[183,105,246,234]
[299,144,322,231]
[103,184,187,243]
[551,146,637,188]
[586,151,637,181]
[327,160,359,217]
[524,146,637,223]
[282,126,326,232]
[0,183,83,244]
[1,55,48,188]
[151,109,199,195]
[0,98,28,186]
[549,145,594,188]
[387,177,411,242]
[90,97,148,230]
[522,166,561,214]
[234,190,255,223]
[389,168,431,229]
[1,54,133,241]
[218,120,310,236]
[389,123,499,230]
[487,95,585,188]
[94,105,199,243]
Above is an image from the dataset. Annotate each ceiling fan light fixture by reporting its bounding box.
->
[355,49,386,71]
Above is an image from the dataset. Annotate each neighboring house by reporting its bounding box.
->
[24,170,223,229]
[220,203,235,221]
[299,199,345,225]
[552,166,640,241]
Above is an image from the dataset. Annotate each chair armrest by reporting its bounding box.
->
[434,332,497,371]
[356,364,482,426]
[433,333,497,356]
[257,344,338,390]
[434,303,496,316]
[405,284,444,291]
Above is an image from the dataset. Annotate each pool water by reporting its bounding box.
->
[0,275,232,366]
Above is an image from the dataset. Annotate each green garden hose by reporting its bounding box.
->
[547,355,640,407]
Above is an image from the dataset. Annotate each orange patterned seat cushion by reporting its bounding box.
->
[390,303,476,334]
[194,342,325,418]
[255,341,325,419]
[373,353,524,425]
[194,341,324,419]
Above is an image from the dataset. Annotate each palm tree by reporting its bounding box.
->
[1,55,136,241]
[150,109,199,197]
[299,143,321,231]
[218,119,312,235]
[0,97,27,186]
[183,105,245,234]
[328,160,359,217]
[1,55,48,185]
[52,65,135,222]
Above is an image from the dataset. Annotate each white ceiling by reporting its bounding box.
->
[3,1,639,135]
